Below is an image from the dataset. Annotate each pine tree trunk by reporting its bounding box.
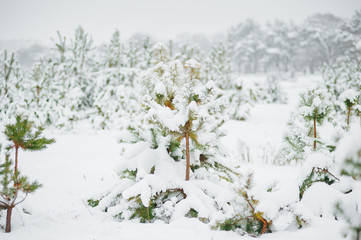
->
[5,206,13,233]
[36,86,40,106]
[346,106,351,130]
[185,132,190,181]
[14,146,19,175]
[313,113,317,151]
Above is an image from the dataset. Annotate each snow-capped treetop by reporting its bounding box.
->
[298,89,332,124]
[184,59,201,71]
[339,89,359,103]
[152,42,169,64]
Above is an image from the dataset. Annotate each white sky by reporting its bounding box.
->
[0,0,360,45]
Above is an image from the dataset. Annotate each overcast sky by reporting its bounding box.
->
[0,0,360,45]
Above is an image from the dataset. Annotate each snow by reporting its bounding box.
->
[339,89,359,102]
[300,182,344,219]
[184,59,201,70]
[154,82,166,96]
[0,75,351,240]
[297,152,334,185]
[334,124,361,170]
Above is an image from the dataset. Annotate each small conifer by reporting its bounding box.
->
[0,152,42,232]
[1,115,54,232]
[298,89,331,151]
[4,115,55,175]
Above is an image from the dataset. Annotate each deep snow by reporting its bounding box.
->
[0,75,345,239]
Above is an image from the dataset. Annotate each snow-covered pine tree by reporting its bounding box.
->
[279,89,332,164]
[202,43,252,121]
[91,31,140,129]
[104,30,122,68]
[227,79,251,121]
[214,171,311,236]
[22,58,61,126]
[340,89,359,130]
[173,43,204,64]
[67,26,96,110]
[89,42,237,224]
[203,43,232,89]
[123,38,140,68]
[322,59,361,128]
[137,36,153,70]
[47,27,97,127]
[262,73,287,104]
[52,30,67,63]
[0,51,26,124]
[334,126,361,240]
[298,89,332,151]
[279,112,310,164]
[213,173,272,236]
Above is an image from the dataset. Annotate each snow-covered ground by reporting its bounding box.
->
[0,75,345,239]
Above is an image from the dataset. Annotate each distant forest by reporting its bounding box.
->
[1,10,360,74]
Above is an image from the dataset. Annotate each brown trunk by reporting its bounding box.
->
[346,106,351,129]
[147,207,150,223]
[313,111,317,151]
[36,86,40,106]
[5,206,13,233]
[14,146,19,175]
[185,132,190,181]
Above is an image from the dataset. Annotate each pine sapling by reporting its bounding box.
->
[2,50,15,95]
[0,153,41,233]
[298,89,331,151]
[0,115,54,232]
[4,115,55,175]
[340,89,359,130]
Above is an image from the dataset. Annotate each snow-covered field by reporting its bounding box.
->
[0,75,347,239]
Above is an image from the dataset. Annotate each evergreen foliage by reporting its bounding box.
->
[298,89,331,150]
[323,59,361,129]
[334,127,361,240]
[4,115,55,174]
[0,115,54,233]
[213,173,272,236]
[89,42,238,225]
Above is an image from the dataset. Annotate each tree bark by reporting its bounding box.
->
[36,86,40,106]
[15,146,19,175]
[5,206,13,233]
[185,132,190,181]
[313,112,317,151]
[346,106,351,130]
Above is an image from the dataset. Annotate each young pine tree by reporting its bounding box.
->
[0,51,25,124]
[340,89,359,130]
[298,89,331,151]
[90,43,236,224]
[0,115,54,232]
[0,152,41,233]
[4,115,55,175]
[334,126,361,240]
